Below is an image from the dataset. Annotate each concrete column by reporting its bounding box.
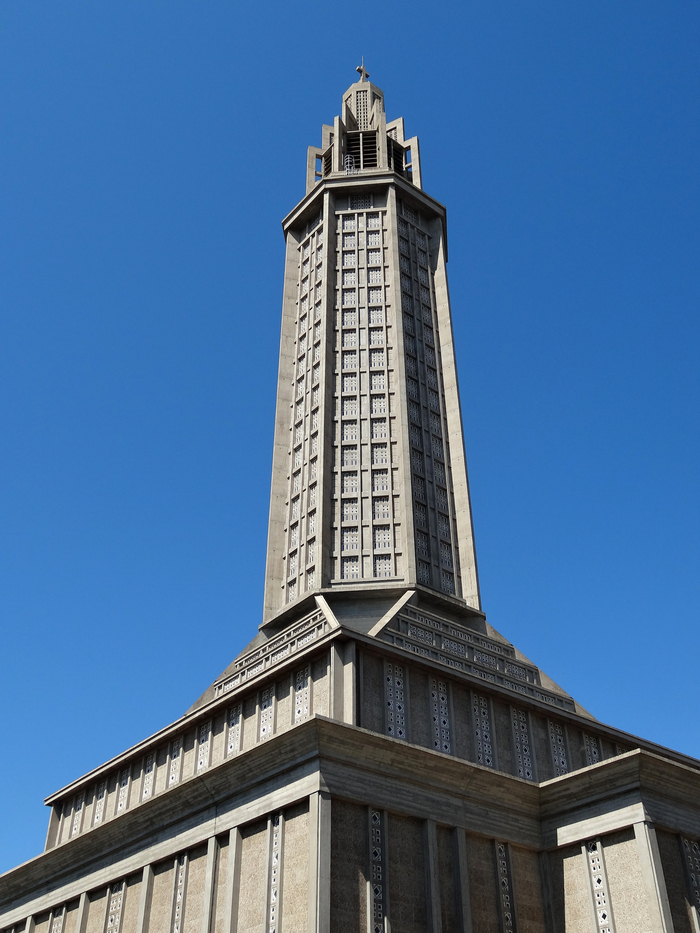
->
[74,893,89,933]
[424,820,442,933]
[200,838,218,933]
[307,147,322,195]
[44,806,61,850]
[223,828,242,933]
[329,643,343,721]
[307,792,331,933]
[454,829,473,933]
[135,865,153,933]
[333,117,342,175]
[537,852,556,933]
[633,822,674,933]
[343,640,357,726]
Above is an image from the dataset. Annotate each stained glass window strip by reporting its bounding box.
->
[294,667,310,722]
[227,704,242,756]
[260,687,274,741]
[106,881,125,933]
[196,721,211,773]
[585,840,614,933]
[370,810,385,933]
[496,843,516,932]
[549,721,569,776]
[171,857,187,933]
[385,662,407,738]
[512,709,534,780]
[431,678,451,753]
[473,695,494,767]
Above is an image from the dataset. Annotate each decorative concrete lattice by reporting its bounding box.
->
[71,793,84,836]
[260,687,274,741]
[549,721,569,776]
[584,733,601,766]
[681,837,700,918]
[227,705,242,756]
[169,738,182,786]
[142,754,155,800]
[512,709,534,780]
[50,907,65,933]
[106,881,125,933]
[495,842,516,932]
[369,810,386,933]
[286,221,324,603]
[333,207,401,584]
[294,667,310,723]
[171,856,187,933]
[196,721,211,773]
[585,840,615,933]
[116,769,130,813]
[431,678,451,753]
[473,694,494,767]
[385,662,407,738]
[93,780,106,825]
[268,815,282,933]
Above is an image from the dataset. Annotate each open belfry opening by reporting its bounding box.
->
[2,66,700,933]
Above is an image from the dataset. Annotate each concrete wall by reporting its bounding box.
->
[357,647,627,788]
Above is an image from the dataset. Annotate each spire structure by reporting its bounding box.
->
[263,75,480,623]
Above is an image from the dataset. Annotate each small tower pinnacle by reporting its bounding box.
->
[356,58,369,82]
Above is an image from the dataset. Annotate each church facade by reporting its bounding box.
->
[2,70,700,933]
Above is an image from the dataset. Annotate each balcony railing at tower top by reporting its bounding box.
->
[319,131,413,183]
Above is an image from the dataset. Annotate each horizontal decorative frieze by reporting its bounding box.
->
[216,611,327,696]
[381,630,574,711]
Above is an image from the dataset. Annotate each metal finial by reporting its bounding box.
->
[356,57,370,82]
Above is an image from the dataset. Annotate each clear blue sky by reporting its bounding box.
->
[1,1,698,874]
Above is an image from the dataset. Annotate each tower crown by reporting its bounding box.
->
[342,77,384,132]
[306,69,421,192]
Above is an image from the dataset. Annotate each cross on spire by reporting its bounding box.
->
[356,58,370,82]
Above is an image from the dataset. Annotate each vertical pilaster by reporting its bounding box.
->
[308,793,331,933]
[425,820,442,933]
[537,852,556,933]
[135,865,154,933]
[74,892,90,933]
[343,640,357,725]
[200,838,219,933]
[454,829,473,933]
[329,643,343,721]
[223,828,242,933]
[631,823,673,933]
[44,805,62,850]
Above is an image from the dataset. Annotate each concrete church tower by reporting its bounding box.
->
[2,67,700,933]
[263,63,478,622]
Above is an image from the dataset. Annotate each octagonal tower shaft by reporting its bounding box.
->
[263,77,480,624]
